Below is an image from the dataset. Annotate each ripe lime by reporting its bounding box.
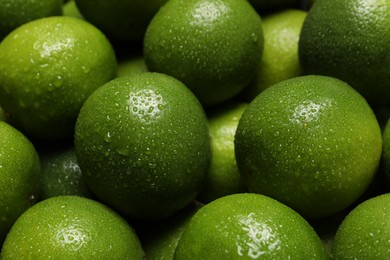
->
[63,0,83,19]
[1,196,144,259]
[299,0,390,105]
[0,0,62,40]
[235,75,382,219]
[0,16,117,139]
[174,193,327,259]
[74,72,211,219]
[197,102,247,203]
[240,9,306,101]
[74,0,168,43]
[0,122,40,245]
[144,0,264,106]
[39,145,92,199]
[331,194,390,259]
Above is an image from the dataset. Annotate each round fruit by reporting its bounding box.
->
[197,102,247,203]
[0,121,40,245]
[63,0,83,19]
[240,9,306,101]
[74,0,168,42]
[117,56,148,77]
[74,72,210,219]
[39,145,92,199]
[0,0,62,40]
[144,0,264,106]
[174,193,327,259]
[299,0,390,105]
[234,75,382,219]
[0,16,117,139]
[331,194,390,259]
[1,196,144,259]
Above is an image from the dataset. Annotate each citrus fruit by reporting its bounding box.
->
[240,9,306,102]
[0,121,40,245]
[174,193,327,259]
[197,102,247,203]
[331,194,390,259]
[39,145,92,199]
[144,0,264,106]
[74,0,168,43]
[117,56,148,77]
[234,75,382,219]
[299,0,390,105]
[63,0,83,19]
[74,72,211,220]
[136,201,202,260]
[0,0,63,40]
[0,16,117,140]
[1,196,144,259]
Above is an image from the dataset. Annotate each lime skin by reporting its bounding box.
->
[74,72,211,220]
[234,75,382,219]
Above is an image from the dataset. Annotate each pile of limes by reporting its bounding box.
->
[1,0,390,259]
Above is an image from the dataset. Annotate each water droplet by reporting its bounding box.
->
[53,75,63,87]
[295,155,302,162]
[104,132,111,142]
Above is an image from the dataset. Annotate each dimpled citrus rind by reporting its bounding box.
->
[331,194,390,259]
[299,0,390,104]
[75,0,168,42]
[174,193,327,259]
[0,0,63,39]
[234,75,382,219]
[0,16,117,139]
[75,72,210,219]
[1,196,144,259]
[144,0,264,106]
[0,121,40,244]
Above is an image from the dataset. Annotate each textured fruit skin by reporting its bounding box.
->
[299,0,390,105]
[0,16,117,139]
[235,75,382,219]
[0,0,63,40]
[0,122,40,245]
[331,194,390,259]
[174,193,327,259]
[197,102,247,203]
[75,0,168,42]
[144,0,263,106]
[75,72,211,219]
[1,196,144,259]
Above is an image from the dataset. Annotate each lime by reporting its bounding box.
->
[74,72,211,220]
[235,75,382,219]
[39,145,92,199]
[197,102,247,203]
[144,0,264,106]
[240,9,306,102]
[0,16,117,139]
[0,121,40,245]
[74,0,168,43]
[0,0,63,40]
[117,56,148,77]
[63,0,83,19]
[1,196,144,259]
[331,194,390,259]
[174,193,327,259]
[299,0,390,105]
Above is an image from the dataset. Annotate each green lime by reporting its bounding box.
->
[74,72,211,220]
[235,75,382,219]
[136,201,202,260]
[240,9,306,102]
[63,0,83,19]
[144,0,264,106]
[174,193,327,259]
[197,102,247,203]
[299,0,390,105]
[0,16,117,139]
[1,196,144,259]
[39,145,92,199]
[331,194,390,259]
[0,0,63,40]
[117,56,148,77]
[0,121,40,245]
[74,0,168,43]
